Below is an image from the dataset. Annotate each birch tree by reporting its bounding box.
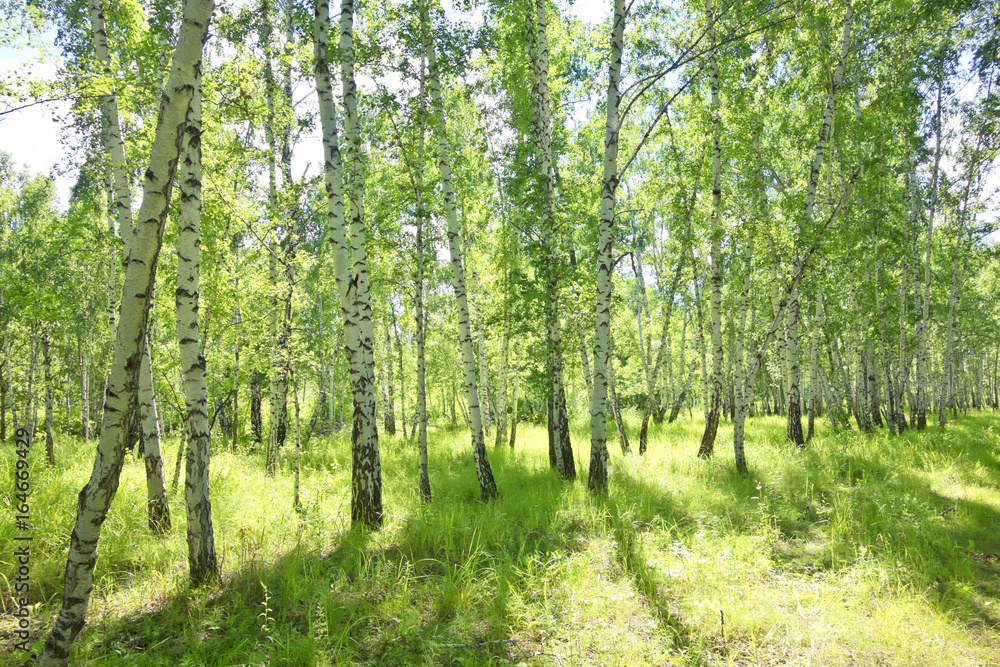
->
[314,0,383,525]
[176,66,218,585]
[424,4,498,500]
[39,2,214,662]
[588,0,625,492]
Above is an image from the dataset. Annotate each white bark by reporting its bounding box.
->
[424,7,497,500]
[39,4,213,663]
[139,339,171,532]
[588,0,624,492]
[314,0,382,524]
[176,70,217,585]
[528,0,575,478]
[918,78,943,429]
[697,0,724,459]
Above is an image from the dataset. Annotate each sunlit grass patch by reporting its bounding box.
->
[2,411,1000,665]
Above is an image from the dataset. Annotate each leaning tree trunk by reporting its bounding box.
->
[697,0,724,460]
[38,4,213,664]
[92,0,172,534]
[588,0,624,492]
[528,0,574,479]
[176,69,218,585]
[314,0,383,525]
[425,9,497,500]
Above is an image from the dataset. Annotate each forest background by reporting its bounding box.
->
[2,0,1000,664]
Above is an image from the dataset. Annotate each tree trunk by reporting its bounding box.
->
[587,0,624,492]
[43,327,55,466]
[786,279,805,446]
[176,70,217,585]
[917,78,943,430]
[495,320,509,447]
[139,339,171,532]
[509,347,520,449]
[383,319,396,435]
[39,5,213,663]
[424,10,497,500]
[698,0,724,459]
[528,0,574,479]
[413,44,431,499]
[314,0,383,525]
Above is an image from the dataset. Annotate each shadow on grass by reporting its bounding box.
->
[78,447,586,666]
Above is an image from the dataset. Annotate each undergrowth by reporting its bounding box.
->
[1,410,999,665]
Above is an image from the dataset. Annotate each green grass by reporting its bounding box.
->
[2,410,1000,665]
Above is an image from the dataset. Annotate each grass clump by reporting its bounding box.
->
[1,411,999,665]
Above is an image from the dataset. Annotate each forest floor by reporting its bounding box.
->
[2,410,1000,666]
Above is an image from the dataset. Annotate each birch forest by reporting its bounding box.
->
[2,0,1000,664]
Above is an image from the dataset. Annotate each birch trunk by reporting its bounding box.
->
[383,319,396,435]
[80,338,92,440]
[697,0,724,459]
[139,339,171,532]
[39,4,213,662]
[807,294,821,442]
[588,0,624,491]
[917,78,943,430]
[528,0,574,479]
[95,0,173,530]
[509,348,519,449]
[43,327,55,466]
[264,2,285,473]
[786,279,805,445]
[732,231,754,472]
[424,9,497,499]
[314,0,383,525]
[176,69,217,585]
[495,320,509,447]
[787,2,852,444]
[413,43,431,499]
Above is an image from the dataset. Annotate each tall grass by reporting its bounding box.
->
[2,411,999,665]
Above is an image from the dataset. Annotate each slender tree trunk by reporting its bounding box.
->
[43,327,55,466]
[383,319,396,435]
[80,334,92,440]
[807,294,821,442]
[698,0,724,459]
[413,44,431,499]
[391,302,406,438]
[785,280,805,445]
[588,0,624,491]
[608,335,630,455]
[139,339,171,532]
[732,230,754,472]
[495,320,509,447]
[917,77,943,430]
[176,69,217,585]
[528,0,574,479]
[314,0,383,525]
[263,1,285,473]
[509,347,520,449]
[425,11,497,499]
[39,5,213,663]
